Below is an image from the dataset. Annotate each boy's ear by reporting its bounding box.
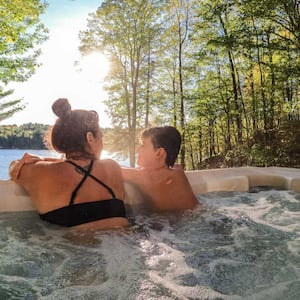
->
[156,147,167,160]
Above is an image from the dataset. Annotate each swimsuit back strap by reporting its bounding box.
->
[67,159,94,205]
[65,160,116,199]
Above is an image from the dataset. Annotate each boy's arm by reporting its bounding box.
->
[121,167,138,182]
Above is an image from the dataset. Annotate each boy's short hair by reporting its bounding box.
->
[141,126,181,167]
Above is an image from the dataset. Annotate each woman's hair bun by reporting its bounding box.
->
[52,98,72,118]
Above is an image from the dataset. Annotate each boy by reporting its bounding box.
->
[122,126,199,213]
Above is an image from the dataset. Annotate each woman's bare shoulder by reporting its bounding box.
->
[98,158,120,167]
[95,159,123,176]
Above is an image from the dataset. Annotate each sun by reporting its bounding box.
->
[79,52,110,82]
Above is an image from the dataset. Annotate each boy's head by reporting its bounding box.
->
[141,126,181,167]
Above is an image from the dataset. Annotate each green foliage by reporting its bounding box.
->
[199,121,300,168]
[78,0,300,169]
[0,0,48,123]
[0,87,25,122]
[79,0,165,166]
[0,123,49,149]
[0,0,48,84]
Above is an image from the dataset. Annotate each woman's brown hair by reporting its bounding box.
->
[45,98,100,159]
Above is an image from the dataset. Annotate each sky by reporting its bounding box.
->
[3,0,112,127]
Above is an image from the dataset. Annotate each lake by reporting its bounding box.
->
[0,149,129,180]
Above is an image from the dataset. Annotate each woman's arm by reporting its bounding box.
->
[9,153,42,180]
[9,152,62,180]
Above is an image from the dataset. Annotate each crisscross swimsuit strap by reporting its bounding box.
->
[65,159,117,204]
[38,159,126,227]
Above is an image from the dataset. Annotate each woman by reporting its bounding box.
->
[9,98,129,230]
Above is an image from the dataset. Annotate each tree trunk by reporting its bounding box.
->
[219,15,242,144]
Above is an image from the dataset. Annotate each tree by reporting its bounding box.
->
[79,0,163,166]
[0,0,48,122]
[0,88,24,122]
[77,0,300,169]
[162,0,196,167]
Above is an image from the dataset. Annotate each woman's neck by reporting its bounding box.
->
[65,152,96,161]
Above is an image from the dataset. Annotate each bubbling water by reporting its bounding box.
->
[0,189,299,299]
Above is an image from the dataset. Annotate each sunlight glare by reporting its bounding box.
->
[78,52,110,82]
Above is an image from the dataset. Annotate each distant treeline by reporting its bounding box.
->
[0,123,49,149]
[0,123,112,150]
[1,122,300,168]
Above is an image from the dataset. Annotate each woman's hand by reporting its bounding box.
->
[9,153,44,180]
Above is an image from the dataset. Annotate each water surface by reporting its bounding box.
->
[0,189,299,299]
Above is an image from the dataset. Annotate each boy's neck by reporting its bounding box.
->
[140,163,169,171]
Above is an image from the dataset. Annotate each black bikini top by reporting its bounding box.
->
[39,160,126,227]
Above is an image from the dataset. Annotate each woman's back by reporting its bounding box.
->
[15,158,129,230]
